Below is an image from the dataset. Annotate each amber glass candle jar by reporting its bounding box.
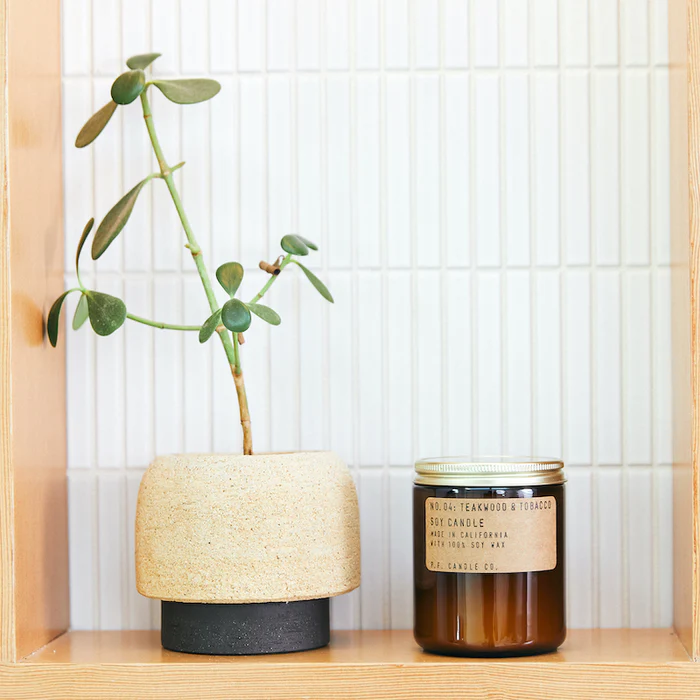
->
[414,456,566,657]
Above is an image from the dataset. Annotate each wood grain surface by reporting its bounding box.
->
[670,0,700,659]
[0,0,15,666]
[0,630,693,699]
[688,0,700,661]
[0,0,68,661]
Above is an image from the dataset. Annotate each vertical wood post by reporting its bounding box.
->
[0,0,68,661]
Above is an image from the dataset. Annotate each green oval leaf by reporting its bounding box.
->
[280,234,309,256]
[72,293,90,330]
[126,52,162,70]
[111,70,146,105]
[75,218,94,273]
[151,79,221,104]
[85,291,127,336]
[75,101,118,148]
[92,178,149,260]
[216,262,244,297]
[293,261,334,303]
[47,291,72,347]
[248,303,281,326]
[297,235,318,251]
[199,309,222,343]
[221,298,252,333]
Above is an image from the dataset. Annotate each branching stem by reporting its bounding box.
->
[249,254,292,304]
[139,89,253,454]
[126,313,200,331]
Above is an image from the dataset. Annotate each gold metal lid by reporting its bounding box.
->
[414,456,566,487]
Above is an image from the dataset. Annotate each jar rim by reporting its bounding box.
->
[414,455,565,487]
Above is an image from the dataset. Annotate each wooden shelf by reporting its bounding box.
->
[1,3,700,700]
[0,629,694,699]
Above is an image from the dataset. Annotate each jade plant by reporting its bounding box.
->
[48,52,333,455]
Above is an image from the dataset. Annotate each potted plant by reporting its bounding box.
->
[49,52,361,655]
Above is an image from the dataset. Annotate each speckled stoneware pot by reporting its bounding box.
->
[135,451,360,655]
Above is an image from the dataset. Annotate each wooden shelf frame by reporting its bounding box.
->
[0,0,68,664]
[672,0,700,660]
[0,629,694,700]
[2,0,700,698]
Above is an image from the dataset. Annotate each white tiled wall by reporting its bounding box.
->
[62,0,674,631]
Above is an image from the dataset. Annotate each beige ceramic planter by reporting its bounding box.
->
[135,451,360,604]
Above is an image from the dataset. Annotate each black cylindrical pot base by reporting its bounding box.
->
[161,598,330,655]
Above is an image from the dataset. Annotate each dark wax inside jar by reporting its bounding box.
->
[413,483,566,657]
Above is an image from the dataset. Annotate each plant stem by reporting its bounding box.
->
[139,89,253,454]
[232,329,242,371]
[232,334,252,455]
[249,254,292,304]
[126,313,200,331]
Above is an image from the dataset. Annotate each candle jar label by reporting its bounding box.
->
[424,496,556,574]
